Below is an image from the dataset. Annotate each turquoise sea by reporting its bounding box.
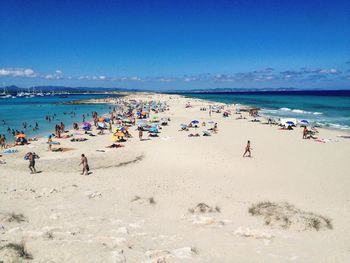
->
[179,90,350,130]
[0,94,120,141]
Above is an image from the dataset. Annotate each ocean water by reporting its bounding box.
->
[0,94,120,141]
[179,90,350,130]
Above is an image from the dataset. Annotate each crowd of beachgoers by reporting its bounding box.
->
[1,94,340,174]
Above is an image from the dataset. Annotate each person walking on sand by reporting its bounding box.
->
[243,140,252,157]
[79,154,89,175]
[27,152,39,174]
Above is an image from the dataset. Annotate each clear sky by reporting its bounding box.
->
[1,0,350,90]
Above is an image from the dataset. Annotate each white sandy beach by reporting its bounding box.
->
[1,93,350,262]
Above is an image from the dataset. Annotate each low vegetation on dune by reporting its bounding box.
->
[248,201,333,231]
[130,195,156,205]
[1,212,27,223]
[0,241,33,260]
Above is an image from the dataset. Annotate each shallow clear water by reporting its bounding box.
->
[0,94,120,141]
[179,91,350,130]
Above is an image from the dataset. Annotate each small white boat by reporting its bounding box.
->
[0,94,12,99]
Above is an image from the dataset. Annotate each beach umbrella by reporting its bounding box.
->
[104,117,110,122]
[286,121,295,125]
[191,120,199,124]
[114,132,125,137]
[98,117,105,122]
[300,119,309,124]
[83,122,91,127]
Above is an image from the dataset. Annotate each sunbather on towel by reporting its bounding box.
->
[106,144,125,148]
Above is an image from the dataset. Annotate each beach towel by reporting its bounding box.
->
[48,141,60,145]
[2,149,18,154]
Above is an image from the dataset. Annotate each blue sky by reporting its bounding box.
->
[0,0,350,90]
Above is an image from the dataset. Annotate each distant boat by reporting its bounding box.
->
[0,94,12,99]
[0,87,12,98]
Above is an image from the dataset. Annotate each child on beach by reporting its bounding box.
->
[243,140,252,157]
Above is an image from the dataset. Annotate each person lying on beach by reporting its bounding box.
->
[236,114,246,120]
[70,138,88,142]
[84,131,96,136]
[106,143,125,148]
[202,131,211,136]
[188,133,200,137]
[243,140,252,157]
[51,147,64,152]
[79,154,89,175]
[279,125,293,130]
[179,126,189,131]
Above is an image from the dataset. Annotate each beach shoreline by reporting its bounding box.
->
[67,92,350,136]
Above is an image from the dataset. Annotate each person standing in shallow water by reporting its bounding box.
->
[243,140,252,157]
[79,154,89,175]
